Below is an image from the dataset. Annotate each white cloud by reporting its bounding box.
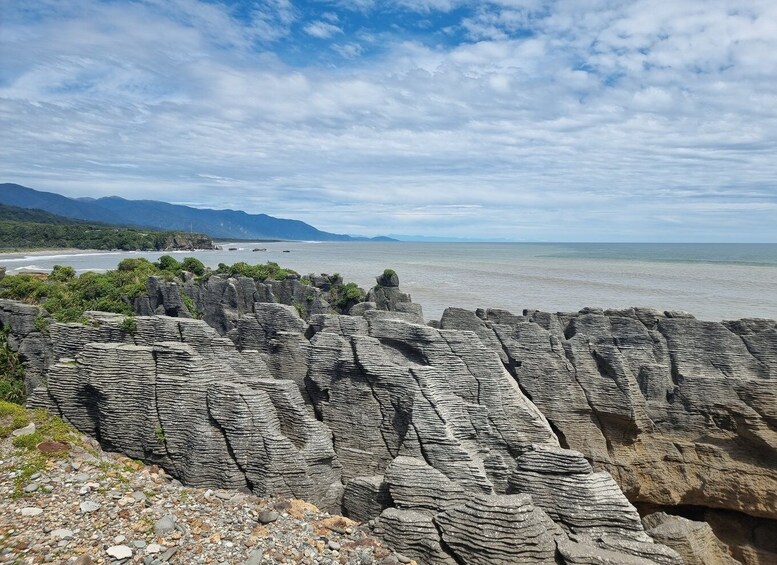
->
[0,0,775,241]
[303,21,343,39]
[332,42,364,58]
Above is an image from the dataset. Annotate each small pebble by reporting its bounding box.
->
[11,423,36,437]
[153,514,176,535]
[21,507,43,517]
[257,510,279,524]
[80,500,100,513]
[106,544,133,559]
[51,528,74,540]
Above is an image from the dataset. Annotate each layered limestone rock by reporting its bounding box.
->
[440,306,776,564]
[642,512,739,565]
[374,454,680,565]
[2,300,683,564]
[0,299,53,394]
[22,314,343,512]
[135,273,348,335]
[365,271,424,323]
[6,281,773,564]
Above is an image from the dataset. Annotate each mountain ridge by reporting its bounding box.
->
[0,183,394,242]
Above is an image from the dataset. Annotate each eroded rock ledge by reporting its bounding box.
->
[2,274,775,564]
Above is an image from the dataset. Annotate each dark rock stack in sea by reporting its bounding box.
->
[1,270,774,564]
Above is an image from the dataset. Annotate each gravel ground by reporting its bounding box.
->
[0,416,414,565]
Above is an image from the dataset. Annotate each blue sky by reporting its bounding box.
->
[1,0,776,241]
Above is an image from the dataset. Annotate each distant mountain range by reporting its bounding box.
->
[0,183,394,242]
[0,202,214,251]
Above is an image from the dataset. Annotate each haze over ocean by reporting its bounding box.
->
[2,242,775,321]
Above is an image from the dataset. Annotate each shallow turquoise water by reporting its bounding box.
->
[2,242,776,322]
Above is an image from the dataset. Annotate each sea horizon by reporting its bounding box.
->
[2,241,776,323]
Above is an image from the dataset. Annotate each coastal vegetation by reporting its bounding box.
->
[0,256,373,403]
[0,330,25,404]
[211,260,295,281]
[0,257,227,324]
[0,203,213,251]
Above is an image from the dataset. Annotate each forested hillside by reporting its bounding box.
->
[0,204,213,251]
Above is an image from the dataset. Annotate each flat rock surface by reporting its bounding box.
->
[0,427,414,565]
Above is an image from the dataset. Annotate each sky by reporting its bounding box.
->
[1,0,776,242]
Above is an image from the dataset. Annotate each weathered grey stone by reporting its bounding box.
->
[433,493,560,564]
[153,515,176,535]
[374,508,458,565]
[376,271,400,288]
[343,476,392,522]
[4,285,771,564]
[11,422,36,437]
[643,512,740,565]
[365,272,423,322]
[349,302,377,316]
[383,456,468,516]
[509,447,649,540]
[439,307,777,563]
[256,510,278,524]
[146,277,192,318]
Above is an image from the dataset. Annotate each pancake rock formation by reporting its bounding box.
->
[1,270,772,564]
[440,306,777,564]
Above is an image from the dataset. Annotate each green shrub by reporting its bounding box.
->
[12,430,43,449]
[0,400,29,436]
[156,255,181,272]
[119,316,137,334]
[329,282,364,308]
[0,258,297,331]
[49,265,76,282]
[181,257,205,276]
[118,258,155,272]
[0,331,26,404]
[34,316,50,334]
[180,292,201,318]
[213,261,298,282]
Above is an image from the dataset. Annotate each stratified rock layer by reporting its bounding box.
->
[4,285,772,564]
[440,306,776,564]
[642,512,739,565]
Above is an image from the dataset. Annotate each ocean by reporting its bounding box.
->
[2,242,776,322]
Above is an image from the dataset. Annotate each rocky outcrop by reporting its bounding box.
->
[440,306,776,564]
[5,270,773,564]
[366,271,424,323]
[23,313,343,512]
[0,299,53,395]
[2,299,683,564]
[134,273,361,335]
